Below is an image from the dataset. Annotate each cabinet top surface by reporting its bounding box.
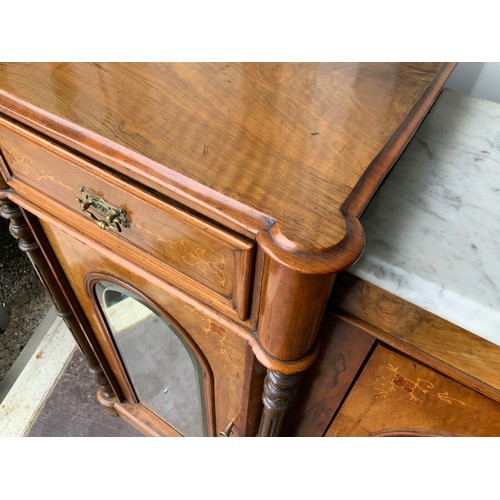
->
[0,62,450,269]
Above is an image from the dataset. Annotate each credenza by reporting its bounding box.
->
[5,63,495,437]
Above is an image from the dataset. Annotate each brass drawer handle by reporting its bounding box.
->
[76,186,129,233]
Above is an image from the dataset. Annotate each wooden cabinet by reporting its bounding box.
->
[326,344,500,437]
[285,274,500,437]
[40,221,262,436]
[0,62,458,436]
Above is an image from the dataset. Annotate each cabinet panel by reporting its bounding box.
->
[0,117,254,319]
[326,345,500,437]
[286,311,375,436]
[40,220,254,436]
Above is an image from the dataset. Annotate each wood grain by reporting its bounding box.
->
[0,116,255,319]
[40,220,256,436]
[332,273,500,402]
[0,62,454,272]
[0,63,457,437]
[285,312,376,436]
[257,257,336,361]
[326,345,500,437]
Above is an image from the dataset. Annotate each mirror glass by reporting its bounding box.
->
[94,281,207,436]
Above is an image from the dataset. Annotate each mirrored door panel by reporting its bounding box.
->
[94,281,207,436]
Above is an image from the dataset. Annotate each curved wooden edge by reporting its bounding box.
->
[6,190,316,375]
[96,388,119,417]
[369,428,456,437]
[0,63,455,276]
[257,214,366,274]
[85,273,217,437]
[343,62,458,218]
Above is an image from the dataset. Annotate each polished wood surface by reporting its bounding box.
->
[285,312,376,437]
[0,63,461,436]
[326,345,500,437]
[40,220,255,436]
[0,116,255,319]
[333,274,500,402]
[0,62,454,273]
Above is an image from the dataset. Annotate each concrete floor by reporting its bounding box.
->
[0,215,65,435]
[0,308,76,436]
[0,216,52,381]
[0,305,142,437]
[0,216,121,436]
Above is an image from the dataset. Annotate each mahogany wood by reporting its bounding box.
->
[325,345,500,437]
[285,312,376,437]
[40,220,254,436]
[257,258,336,362]
[9,188,315,375]
[332,273,500,402]
[9,179,254,327]
[0,63,455,273]
[0,116,255,320]
[0,63,458,436]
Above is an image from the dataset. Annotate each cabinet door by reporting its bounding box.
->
[39,220,257,437]
[326,345,500,437]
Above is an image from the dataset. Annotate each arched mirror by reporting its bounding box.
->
[93,281,208,436]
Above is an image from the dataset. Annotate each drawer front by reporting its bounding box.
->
[0,118,254,319]
[326,345,500,437]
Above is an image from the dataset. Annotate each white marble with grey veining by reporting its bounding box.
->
[349,88,500,346]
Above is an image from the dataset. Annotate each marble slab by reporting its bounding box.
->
[349,88,500,346]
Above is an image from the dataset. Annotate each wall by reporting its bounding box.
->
[445,62,500,103]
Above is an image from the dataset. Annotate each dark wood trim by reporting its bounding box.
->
[24,211,124,401]
[0,197,121,409]
[257,370,302,437]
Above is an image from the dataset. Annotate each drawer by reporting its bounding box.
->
[0,117,254,319]
[325,345,500,437]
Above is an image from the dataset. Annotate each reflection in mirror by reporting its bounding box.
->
[94,281,207,436]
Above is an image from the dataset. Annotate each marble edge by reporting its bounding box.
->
[349,255,500,347]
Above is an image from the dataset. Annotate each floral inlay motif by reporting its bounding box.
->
[165,240,226,287]
[375,363,466,405]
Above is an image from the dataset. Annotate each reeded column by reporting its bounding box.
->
[0,194,118,414]
[257,370,302,436]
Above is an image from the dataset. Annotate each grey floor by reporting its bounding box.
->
[28,349,142,437]
[0,217,52,382]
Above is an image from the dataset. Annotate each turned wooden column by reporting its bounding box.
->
[258,370,302,437]
[0,192,119,414]
[255,254,339,436]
